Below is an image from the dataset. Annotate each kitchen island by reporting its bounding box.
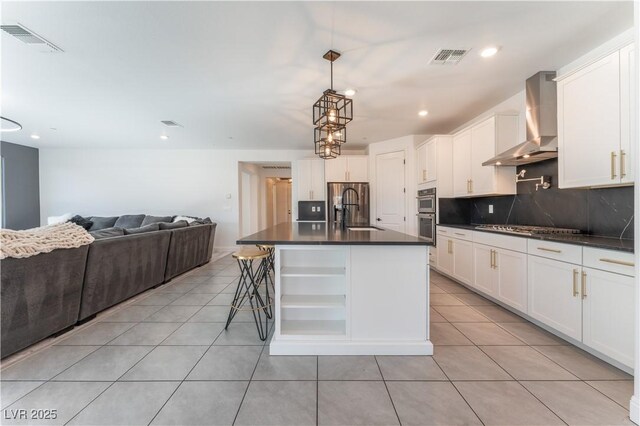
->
[237,222,432,355]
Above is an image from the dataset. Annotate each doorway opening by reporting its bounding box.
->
[238,162,292,237]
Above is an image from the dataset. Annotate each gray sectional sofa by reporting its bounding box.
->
[1,214,217,358]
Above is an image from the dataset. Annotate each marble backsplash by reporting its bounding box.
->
[439,159,634,240]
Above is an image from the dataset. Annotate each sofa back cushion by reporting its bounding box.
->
[159,220,188,230]
[90,227,124,239]
[124,223,160,235]
[114,214,145,229]
[88,216,118,231]
[141,215,173,226]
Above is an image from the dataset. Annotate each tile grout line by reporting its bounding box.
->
[373,356,402,426]
[429,355,486,426]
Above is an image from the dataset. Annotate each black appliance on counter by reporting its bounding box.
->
[417,188,436,243]
[298,201,325,221]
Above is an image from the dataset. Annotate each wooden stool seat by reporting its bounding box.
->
[232,248,269,261]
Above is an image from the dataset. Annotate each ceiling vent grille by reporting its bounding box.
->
[0,23,63,53]
[430,48,469,65]
[262,165,291,170]
[161,120,183,127]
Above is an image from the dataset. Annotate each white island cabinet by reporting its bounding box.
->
[239,222,431,355]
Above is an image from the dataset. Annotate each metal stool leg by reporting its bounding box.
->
[225,257,269,341]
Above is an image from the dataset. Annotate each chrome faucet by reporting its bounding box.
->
[337,187,360,229]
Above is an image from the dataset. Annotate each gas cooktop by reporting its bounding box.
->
[474,224,582,236]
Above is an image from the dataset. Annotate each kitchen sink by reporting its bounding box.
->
[347,226,384,232]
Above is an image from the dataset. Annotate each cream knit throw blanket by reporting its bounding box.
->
[0,222,95,260]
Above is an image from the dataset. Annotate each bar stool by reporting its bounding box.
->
[225,248,271,340]
[256,244,275,319]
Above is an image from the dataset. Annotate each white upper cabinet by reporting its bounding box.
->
[417,135,452,194]
[452,130,472,197]
[324,155,368,182]
[558,44,634,188]
[297,159,325,201]
[452,115,518,197]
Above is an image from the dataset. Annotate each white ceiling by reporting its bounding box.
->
[1,1,633,150]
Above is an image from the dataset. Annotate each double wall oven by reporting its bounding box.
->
[417,188,436,243]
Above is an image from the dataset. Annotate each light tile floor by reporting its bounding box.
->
[0,256,634,425]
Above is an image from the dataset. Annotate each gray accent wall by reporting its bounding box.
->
[1,141,40,230]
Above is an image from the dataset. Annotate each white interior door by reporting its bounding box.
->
[375,151,405,231]
[275,180,292,224]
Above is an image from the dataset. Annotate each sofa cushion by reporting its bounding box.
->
[124,223,160,235]
[69,215,93,230]
[159,220,188,230]
[189,217,213,226]
[114,214,145,229]
[141,215,173,226]
[88,216,118,231]
[90,227,124,239]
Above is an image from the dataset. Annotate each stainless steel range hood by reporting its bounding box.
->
[483,71,558,166]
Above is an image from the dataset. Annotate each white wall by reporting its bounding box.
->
[39,148,308,249]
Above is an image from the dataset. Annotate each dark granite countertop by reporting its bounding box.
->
[438,224,634,253]
[238,222,431,246]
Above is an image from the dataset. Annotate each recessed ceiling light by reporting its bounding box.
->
[496,161,502,165]
[480,46,499,58]
[523,154,530,158]
[160,135,169,140]
[344,88,356,96]
[30,134,40,140]
[418,110,429,117]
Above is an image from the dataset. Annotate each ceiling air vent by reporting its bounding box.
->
[262,165,291,170]
[0,23,63,53]
[430,48,469,65]
[161,120,183,127]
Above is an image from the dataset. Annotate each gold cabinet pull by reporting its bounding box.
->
[581,271,587,299]
[489,249,494,268]
[611,151,617,180]
[493,250,497,269]
[599,258,635,267]
[454,232,465,236]
[572,269,579,297]
[620,150,626,179]
[469,180,473,193]
[537,247,562,253]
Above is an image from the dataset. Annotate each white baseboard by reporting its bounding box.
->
[269,338,433,356]
[631,395,639,425]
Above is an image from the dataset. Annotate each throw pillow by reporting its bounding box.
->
[114,214,145,229]
[89,216,118,231]
[173,215,198,224]
[47,213,74,225]
[69,215,93,230]
[190,217,213,226]
[90,227,124,239]
[124,223,160,235]
[159,220,188,230]
[141,215,173,226]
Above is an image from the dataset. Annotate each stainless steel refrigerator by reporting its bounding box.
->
[327,182,370,226]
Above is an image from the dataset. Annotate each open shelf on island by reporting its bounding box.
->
[281,320,346,336]
[280,266,346,277]
[281,295,346,309]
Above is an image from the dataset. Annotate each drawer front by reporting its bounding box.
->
[527,239,582,264]
[473,231,527,253]
[438,226,472,241]
[583,247,635,277]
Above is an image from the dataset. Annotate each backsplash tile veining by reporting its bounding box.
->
[439,159,634,240]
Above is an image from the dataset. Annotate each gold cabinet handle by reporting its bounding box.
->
[599,258,635,267]
[493,250,497,269]
[454,232,465,236]
[489,249,494,268]
[448,239,453,254]
[470,180,473,193]
[537,247,562,253]
[620,150,626,179]
[581,271,587,299]
[572,269,579,297]
[611,151,617,180]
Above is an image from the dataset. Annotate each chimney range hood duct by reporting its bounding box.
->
[483,71,558,166]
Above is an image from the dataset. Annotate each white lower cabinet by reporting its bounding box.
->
[473,244,527,312]
[582,267,635,367]
[473,244,496,295]
[436,236,453,276]
[452,238,473,285]
[528,255,582,341]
